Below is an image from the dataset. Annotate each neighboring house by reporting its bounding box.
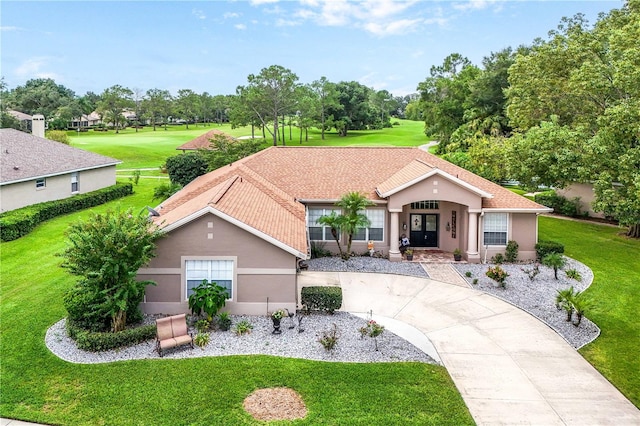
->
[0,128,121,212]
[176,129,236,152]
[556,183,607,219]
[7,110,33,132]
[70,111,102,128]
[137,146,551,316]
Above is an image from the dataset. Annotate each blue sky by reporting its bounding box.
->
[1,0,622,97]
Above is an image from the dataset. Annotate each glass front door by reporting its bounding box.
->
[409,214,439,247]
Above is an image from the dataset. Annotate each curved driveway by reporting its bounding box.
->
[298,271,640,425]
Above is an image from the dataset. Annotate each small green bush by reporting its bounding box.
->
[194,333,210,349]
[491,253,505,264]
[565,269,582,282]
[0,182,133,242]
[301,286,343,314]
[505,240,519,263]
[534,191,581,217]
[486,266,509,288]
[234,320,253,336]
[464,271,472,278]
[318,323,339,352]
[535,240,565,261]
[66,321,156,352]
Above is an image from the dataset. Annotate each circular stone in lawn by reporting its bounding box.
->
[243,387,308,421]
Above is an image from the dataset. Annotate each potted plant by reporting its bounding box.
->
[453,248,462,261]
[271,309,286,334]
[405,249,413,261]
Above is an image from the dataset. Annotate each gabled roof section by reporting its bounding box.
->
[156,156,307,257]
[176,129,235,151]
[376,159,494,198]
[0,128,121,185]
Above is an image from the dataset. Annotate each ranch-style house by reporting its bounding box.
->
[137,146,551,316]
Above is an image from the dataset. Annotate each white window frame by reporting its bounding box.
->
[184,257,235,301]
[71,172,79,193]
[483,213,508,246]
[36,178,46,189]
[353,209,385,242]
[307,207,341,241]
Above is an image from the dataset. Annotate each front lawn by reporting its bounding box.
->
[0,179,473,425]
[539,216,640,407]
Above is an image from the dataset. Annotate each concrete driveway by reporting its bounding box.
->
[298,271,640,425]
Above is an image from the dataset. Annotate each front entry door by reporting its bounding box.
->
[409,214,438,247]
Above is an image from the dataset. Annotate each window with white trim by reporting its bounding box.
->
[36,178,46,189]
[185,259,233,300]
[71,172,79,193]
[353,209,385,241]
[483,213,508,245]
[308,208,340,241]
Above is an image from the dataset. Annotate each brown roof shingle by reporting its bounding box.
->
[176,129,235,151]
[156,146,548,255]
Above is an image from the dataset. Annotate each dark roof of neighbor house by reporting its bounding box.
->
[8,110,32,121]
[155,146,549,256]
[0,128,121,185]
[176,129,235,151]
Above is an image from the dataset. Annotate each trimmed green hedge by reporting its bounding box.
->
[0,182,133,242]
[535,240,565,261]
[66,320,156,352]
[301,286,343,314]
[534,190,581,217]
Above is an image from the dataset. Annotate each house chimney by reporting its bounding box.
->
[32,114,45,138]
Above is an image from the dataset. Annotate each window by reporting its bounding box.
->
[411,200,439,210]
[308,208,340,241]
[353,209,385,241]
[36,178,46,189]
[71,172,79,193]
[483,213,508,245]
[185,259,234,300]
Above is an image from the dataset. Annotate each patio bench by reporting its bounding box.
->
[155,314,194,357]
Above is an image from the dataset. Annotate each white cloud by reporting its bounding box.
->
[250,0,279,5]
[1,26,23,32]
[224,12,240,19]
[192,8,206,20]
[276,18,302,27]
[14,57,61,80]
[235,23,247,30]
[363,18,422,36]
[453,0,499,12]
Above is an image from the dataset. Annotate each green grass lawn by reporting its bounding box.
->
[69,120,430,170]
[539,216,640,406]
[0,178,473,425]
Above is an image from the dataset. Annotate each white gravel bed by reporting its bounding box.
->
[307,256,429,277]
[46,311,436,365]
[453,257,600,349]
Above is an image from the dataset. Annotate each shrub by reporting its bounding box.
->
[472,278,478,285]
[310,241,332,258]
[0,182,133,242]
[464,271,472,278]
[195,318,211,333]
[358,320,385,351]
[491,253,505,264]
[234,320,253,336]
[46,130,70,144]
[318,323,339,352]
[188,280,229,321]
[194,333,210,349]
[301,286,343,314]
[534,191,581,217]
[486,266,509,288]
[535,240,565,261]
[164,152,209,186]
[152,182,182,201]
[66,321,156,352]
[129,170,141,186]
[217,311,232,331]
[521,263,541,281]
[505,240,519,263]
[565,269,582,282]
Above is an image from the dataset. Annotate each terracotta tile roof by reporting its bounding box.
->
[176,129,235,151]
[156,146,548,256]
[0,128,121,185]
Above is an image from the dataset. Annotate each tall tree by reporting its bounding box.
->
[241,65,299,146]
[327,81,375,136]
[142,88,172,130]
[174,89,199,129]
[310,77,340,140]
[97,85,133,133]
[6,78,75,118]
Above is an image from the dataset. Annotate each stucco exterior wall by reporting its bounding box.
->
[0,166,116,212]
[137,213,299,316]
[480,213,538,261]
[557,183,604,219]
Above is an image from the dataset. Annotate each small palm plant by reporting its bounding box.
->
[555,287,577,322]
[572,292,593,326]
[543,253,566,279]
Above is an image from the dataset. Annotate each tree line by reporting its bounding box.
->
[0,71,416,142]
[412,0,639,237]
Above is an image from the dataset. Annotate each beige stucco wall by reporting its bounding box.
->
[137,213,299,316]
[556,183,604,218]
[0,166,116,212]
[480,213,538,261]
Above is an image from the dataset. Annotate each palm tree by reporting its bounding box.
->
[572,291,593,326]
[317,211,344,259]
[335,192,374,260]
[543,253,566,279]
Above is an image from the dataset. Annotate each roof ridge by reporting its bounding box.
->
[209,175,239,205]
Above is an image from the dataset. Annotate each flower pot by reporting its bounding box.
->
[454,254,462,261]
[406,254,413,261]
[272,317,282,334]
